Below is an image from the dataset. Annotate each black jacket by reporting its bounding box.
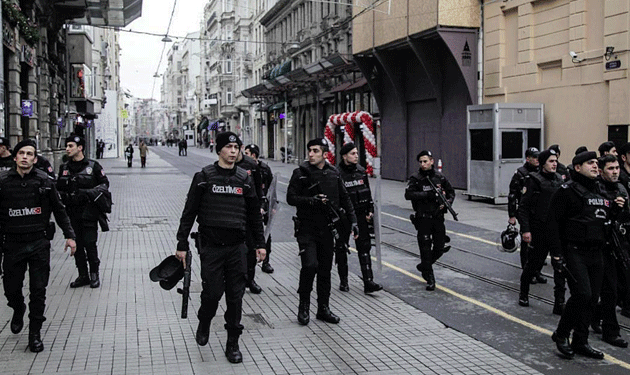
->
[517,170,564,232]
[287,161,356,228]
[57,158,110,222]
[236,154,263,199]
[405,168,455,216]
[508,162,538,217]
[338,161,374,214]
[0,167,74,238]
[176,163,264,251]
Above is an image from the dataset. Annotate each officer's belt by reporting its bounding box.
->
[2,231,47,243]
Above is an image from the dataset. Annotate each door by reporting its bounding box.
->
[498,130,525,197]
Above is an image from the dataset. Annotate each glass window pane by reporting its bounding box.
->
[502,131,523,159]
[470,129,493,161]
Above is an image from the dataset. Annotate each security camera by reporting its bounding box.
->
[569,51,584,63]
[569,51,578,58]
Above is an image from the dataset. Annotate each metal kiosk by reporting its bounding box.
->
[465,103,544,204]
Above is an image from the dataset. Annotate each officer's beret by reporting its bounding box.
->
[538,149,556,166]
[598,141,616,155]
[574,146,588,155]
[416,150,433,161]
[525,147,540,158]
[215,131,242,154]
[149,255,185,291]
[0,137,10,148]
[339,142,356,156]
[572,151,598,166]
[549,144,560,154]
[65,134,85,148]
[244,144,260,157]
[307,137,329,150]
[619,142,630,156]
[12,139,37,157]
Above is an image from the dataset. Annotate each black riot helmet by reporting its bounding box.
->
[498,224,520,253]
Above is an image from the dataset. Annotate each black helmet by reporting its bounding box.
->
[498,224,520,253]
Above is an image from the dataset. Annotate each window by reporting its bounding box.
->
[470,129,493,161]
[225,55,232,73]
[226,89,233,105]
[501,131,523,159]
[227,25,233,40]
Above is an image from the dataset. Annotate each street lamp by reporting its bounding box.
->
[161,35,173,43]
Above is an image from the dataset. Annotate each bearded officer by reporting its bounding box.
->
[57,134,110,289]
[0,139,76,352]
[287,137,357,325]
[175,132,265,364]
[336,143,382,294]
[549,151,615,359]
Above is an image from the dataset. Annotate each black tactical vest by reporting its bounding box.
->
[58,160,98,207]
[0,169,52,234]
[339,163,372,212]
[197,165,249,230]
[529,172,564,223]
[565,182,610,244]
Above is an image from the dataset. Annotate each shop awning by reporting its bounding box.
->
[346,77,368,91]
[330,81,353,93]
[267,101,286,111]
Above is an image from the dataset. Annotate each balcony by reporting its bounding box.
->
[69,0,143,27]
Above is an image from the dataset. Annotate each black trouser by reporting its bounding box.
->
[141,156,146,167]
[245,231,257,284]
[183,147,187,156]
[520,239,530,269]
[127,157,132,167]
[297,227,334,306]
[519,227,566,300]
[71,217,99,276]
[595,249,621,338]
[3,238,51,330]
[197,238,248,337]
[556,244,604,345]
[617,262,630,310]
[262,235,272,266]
[415,215,446,275]
[337,212,372,281]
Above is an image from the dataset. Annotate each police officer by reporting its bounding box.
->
[598,141,617,157]
[175,132,265,364]
[517,149,566,313]
[549,144,569,182]
[0,137,13,171]
[57,134,110,289]
[235,144,264,294]
[616,142,630,318]
[0,139,76,352]
[405,150,455,291]
[591,154,629,347]
[337,142,383,294]
[244,144,275,274]
[509,147,545,285]
[548,151,615,359]
[287,138,357,325]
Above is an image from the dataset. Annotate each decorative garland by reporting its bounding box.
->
[2,0,39,46]
[325,111,377,176]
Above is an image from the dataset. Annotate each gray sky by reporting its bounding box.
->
[119,0,208,101]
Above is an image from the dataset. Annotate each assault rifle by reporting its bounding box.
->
[177,232,196,319]
[611,221,630,270]
[308,182,349,252]
[424,176,459,221]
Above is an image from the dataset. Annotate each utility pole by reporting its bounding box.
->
[0,5,5,135]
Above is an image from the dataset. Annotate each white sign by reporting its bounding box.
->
[95,90,119,158]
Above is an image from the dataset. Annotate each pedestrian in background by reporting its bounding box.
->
[287,138,357,326]
[57,134,110,289]
[182,138,188,156]
[598,141,617,157]
[549,144,569,181]
[405,150,455,291]
[549,151,614,359]
[337,142,382,294]
[0,139,76,352]
[0,137,13,172]
[175,131,265,364]
[139,140,148,168]
[125,143,134,168]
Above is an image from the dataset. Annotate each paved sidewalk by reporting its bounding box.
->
[0,151,539,374]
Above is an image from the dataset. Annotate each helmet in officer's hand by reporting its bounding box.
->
[149,255,185,290]
[497,224,520,253]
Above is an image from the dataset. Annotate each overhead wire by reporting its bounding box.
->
[150,0,178,100]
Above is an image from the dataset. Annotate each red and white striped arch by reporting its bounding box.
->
[324,111,377,176]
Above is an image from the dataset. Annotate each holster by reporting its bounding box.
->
[45,221,56,240]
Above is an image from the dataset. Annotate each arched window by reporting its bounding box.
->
[225,55,232,74]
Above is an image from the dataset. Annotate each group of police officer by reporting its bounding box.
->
[0,135,109,353]
[509,141,630,359]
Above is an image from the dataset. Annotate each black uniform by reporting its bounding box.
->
[258,160,274,271]
[176,162,264,338]
[57,158,110,285]
[34,155,56,180]
[287,161,356,322]
[405,167,455,289]
[337,161,382,293]
[125,145,134,167]
[548,171,609,354]
[508,162,538,268]
[235,154,264,292]
[557,162,570,182]
[0,167,75,342]
[517,170,566,308]
[594,177,629,343]
[0,155,13,172]
[617,166,630,314]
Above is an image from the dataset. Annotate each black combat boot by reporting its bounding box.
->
[361,264,382,294]
[297,294,310,325]
[70,274,90,288]
[225,336,243,363]
[338,261,349,291]
[90,272,100,288]
[339,277,349,292]
[261,256,274,274]
[534,273,547,284]
[425,272,436,291]
[553,300,565,315]
[316,305,340,324]
[551,331,574,358]
[247,280,262,294]
[571,342,604,359]
[518,293,529,307]
[431,245,451,264]
[29,323,44,353]
[196,319,211,346]
[10,303,26,334]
